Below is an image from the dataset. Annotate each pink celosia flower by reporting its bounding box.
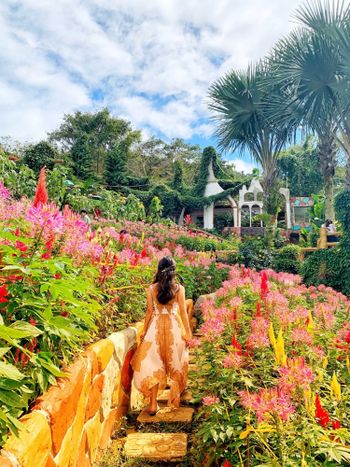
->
[223,352,244,369]
[290,328,313,346]
[202,395,220,406]
[239,387,295,422]
[246,317,270,349]
[278,357,314,391]
[186,337,201,349]
[0,181,10,200]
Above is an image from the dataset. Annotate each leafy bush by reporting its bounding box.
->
[175,235,237,252]
[273,244,301,274]
[302,190,350,297]
[238,237,275,270]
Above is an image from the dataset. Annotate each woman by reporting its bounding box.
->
[132,256,192,415]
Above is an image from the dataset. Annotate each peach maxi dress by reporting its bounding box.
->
[132,284,189,408]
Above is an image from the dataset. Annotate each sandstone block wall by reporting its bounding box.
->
[0,324,142,467]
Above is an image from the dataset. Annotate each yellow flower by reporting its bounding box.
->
[346,356,350,373]
[330,372,341,402]
[275,329,287,366]
[322,356,328,369]
[307,310,314,333]
[269,322,277,351]
[303,387,315,416]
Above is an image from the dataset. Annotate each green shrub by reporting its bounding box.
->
[238,237,275,270]
[175,235,237,252]
[273,245,301,274]
[302,249,342,290]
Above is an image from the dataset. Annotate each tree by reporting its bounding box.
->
[172,160,185,191]
[23,141,59,174]
[70,134,94,179]
[277,138,324,196]
[49,109,139,178]
[209,64,291,214]
[268,1,350,218]
[294,0,350,188]
[104,140,129,189]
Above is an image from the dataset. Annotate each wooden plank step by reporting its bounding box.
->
[124,433,187,461]
[137,406,194,424]
[158,389,193,402]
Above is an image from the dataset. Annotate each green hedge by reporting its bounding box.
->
[273,245,301,274]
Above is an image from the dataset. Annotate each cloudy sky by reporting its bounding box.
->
[1,0,304,172]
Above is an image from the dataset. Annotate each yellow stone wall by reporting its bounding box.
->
[0,323,143,467]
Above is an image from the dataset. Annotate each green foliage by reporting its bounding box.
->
[278,138,323,196]
[302,248,341,290]
[23,141,59,174]
[175,235,237,252]
[49,108,140,178]
[303,190,350,296]
[147,196,163,224]
[46,166,70,207]
[273,245,301,274]
[104,140,129,188]
[238,237,275,270]
[195,146,221,196]
[124,194,146,221]
[172,160,185,191]
[70,134,94,179]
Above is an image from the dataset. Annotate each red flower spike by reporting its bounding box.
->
[15,241,28,252]
[332,420,341,430]
[0,285,9,303]
[33,167,48,207]
[260,270,269,300]
[231,335,242,355]
[315,394,330,428]
[256,302,261,317]
[141,247,147,258]
[29,317,37,327]
[223,461,232,467]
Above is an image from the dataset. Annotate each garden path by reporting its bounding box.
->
[98,352,198,465]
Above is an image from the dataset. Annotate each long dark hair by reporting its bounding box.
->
[154,256,177,304]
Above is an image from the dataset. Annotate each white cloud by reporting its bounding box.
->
[0,0,303,144]
[229,158,258,174]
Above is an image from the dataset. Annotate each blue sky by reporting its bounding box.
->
[0,0,304,173]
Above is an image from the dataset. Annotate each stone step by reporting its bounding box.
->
[124,433,187,461]
[158,389,193,403]
[137,406,194,424]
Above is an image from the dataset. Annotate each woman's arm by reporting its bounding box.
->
[141,287,154,338]
[178,286,192,341]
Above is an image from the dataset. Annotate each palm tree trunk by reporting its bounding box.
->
[318,132,337,221]
[261,156,279,216]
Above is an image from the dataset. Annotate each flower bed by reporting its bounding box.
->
[191,266,350,466]
[0,175,231,447]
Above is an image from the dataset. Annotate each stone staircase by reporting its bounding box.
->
[98,353,197,465]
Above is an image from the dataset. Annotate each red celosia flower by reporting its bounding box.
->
[8,274,23,283]
[29,317,37,327]
[41,252,51,259]
[332,420,341,430]
[260,270,269,300]
[14,228,20,237]
[256,302,261,317]
[15,241,28,252]
[33,167,48,207]
[54,273,61,279]
[141,247,147,258]
[231,335,242,355]
[315,394,330,428]
[61,311,69,317]
[223,461,232,467]
[0,285,9,303]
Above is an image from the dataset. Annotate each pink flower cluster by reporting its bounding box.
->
[239,387,295,422]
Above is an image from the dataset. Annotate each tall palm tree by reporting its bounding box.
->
[208,64,291,214]
[295,0,350,188]
[267,23,346,220]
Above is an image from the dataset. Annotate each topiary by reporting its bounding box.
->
[273,245,301,274]
[302,249,341,290]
